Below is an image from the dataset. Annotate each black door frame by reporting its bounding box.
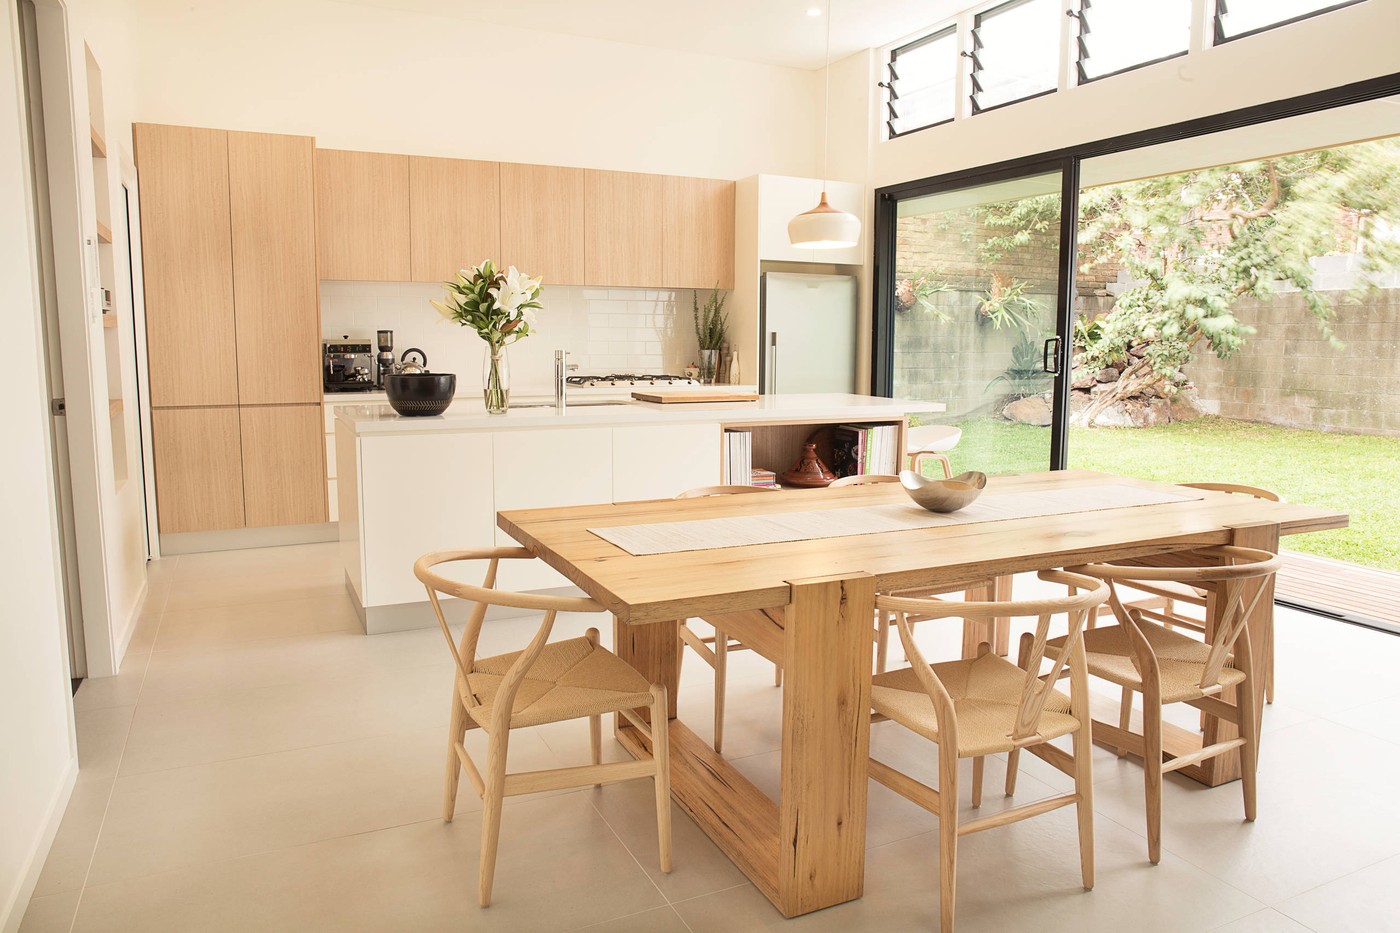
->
[871,71,1400,470]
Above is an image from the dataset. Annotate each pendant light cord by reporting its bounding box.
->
[821,0,832,189]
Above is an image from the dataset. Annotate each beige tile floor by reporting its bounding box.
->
[19,542,1400,933]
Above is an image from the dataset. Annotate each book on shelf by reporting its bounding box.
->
[722,429,753,485]
[751,468,777,488]
[831,423,900,477]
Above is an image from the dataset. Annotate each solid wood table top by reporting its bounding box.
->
[497,470,1348,624]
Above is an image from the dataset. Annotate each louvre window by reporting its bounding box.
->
[969,0,1061,114]
[885,27,959,137]
[1215,0,1366,43]
[1075,0,1191,83]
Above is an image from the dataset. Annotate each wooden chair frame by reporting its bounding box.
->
[829,473,903,487]
[1062,544,1281,863]
[674,485,784,753]
[871,571,1108,933]
[415,547,672,906]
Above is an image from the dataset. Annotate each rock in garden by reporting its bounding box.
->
[1095,367,1119,383]
[1003,395,1053,426]
[1111,359,1128,373]
[1071,372,1096,390]
[1128,345,1148,358]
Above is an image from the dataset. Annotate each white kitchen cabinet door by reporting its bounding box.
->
[359,431,496,607]
[757,175,865,265]
[612,423,722,502]
[327,479,339,523]
[493,427,612,591]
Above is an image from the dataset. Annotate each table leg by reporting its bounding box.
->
[614,615,679,722]
[779,572,876,916]
[960,579,999,657]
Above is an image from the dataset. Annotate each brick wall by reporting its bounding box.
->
[1186,289,1400,437]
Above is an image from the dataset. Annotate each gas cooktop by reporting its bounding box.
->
[566,373,700,388]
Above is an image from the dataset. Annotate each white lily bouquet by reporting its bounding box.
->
[431,261,543,413]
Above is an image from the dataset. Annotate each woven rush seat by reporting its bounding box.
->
[1048,620,1245,704]
[872,652,1081,758]
[465,636,654,730]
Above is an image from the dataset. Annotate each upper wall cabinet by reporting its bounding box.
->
[499,163,585,286]
[134,123,238,407]
[583,170,666,288]
[315,149,410,281]
[228,131,321,404]
[409,156,500,284]
[663,176,736,290]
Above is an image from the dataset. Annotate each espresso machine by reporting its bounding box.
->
[322,337,375,391]
[375,329,395,388]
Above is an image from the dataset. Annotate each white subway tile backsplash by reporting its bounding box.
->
[321,282,712,391]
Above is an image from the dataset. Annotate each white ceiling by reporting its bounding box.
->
[331,0,969,70]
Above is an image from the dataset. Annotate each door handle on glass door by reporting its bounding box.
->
[1043,336,1062,375]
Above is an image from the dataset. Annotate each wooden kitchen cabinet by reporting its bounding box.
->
[134,124,238,408]
[228,131,321,405]
[239,404,327,527]
[315,148,410,281]
[583,170,666,287]
[409,156,500,283]
[663,176,736,290]
[151,407,245,533]
[499,162,585,285]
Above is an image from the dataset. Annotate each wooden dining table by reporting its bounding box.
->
[497,469,1347,918]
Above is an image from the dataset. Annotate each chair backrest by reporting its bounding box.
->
[829,473,901,488]
[1071,545,1281,690]
[675,484,777,498]
[1179,482,1281,502]
[414,547,606,731]
[906,423,961,452]
[876,571,1109,743]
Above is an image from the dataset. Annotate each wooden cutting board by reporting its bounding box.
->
[630,390,760,404]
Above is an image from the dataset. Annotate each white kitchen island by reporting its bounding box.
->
[336,393,945,633]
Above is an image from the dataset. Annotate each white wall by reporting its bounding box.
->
[0,3,79,929]
[873,0,1400,187]
[128,0,822,180]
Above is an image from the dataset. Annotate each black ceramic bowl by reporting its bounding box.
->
[385,373,456,417]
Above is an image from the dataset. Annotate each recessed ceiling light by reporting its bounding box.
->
[806,7,822,16]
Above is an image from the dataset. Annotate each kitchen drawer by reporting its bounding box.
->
[325,434,337,479]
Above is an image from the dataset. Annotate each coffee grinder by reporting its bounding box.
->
[375,329,394,387]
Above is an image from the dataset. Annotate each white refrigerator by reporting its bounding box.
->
[759,272,859,394]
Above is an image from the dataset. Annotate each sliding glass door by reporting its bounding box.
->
[876,165,1074,473]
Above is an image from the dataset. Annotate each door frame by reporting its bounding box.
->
[871,70,1400,469]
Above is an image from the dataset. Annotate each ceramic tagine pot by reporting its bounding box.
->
[779,443,836,488]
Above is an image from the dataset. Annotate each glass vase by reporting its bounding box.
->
[483,345,510,414]
[698,348,719,385]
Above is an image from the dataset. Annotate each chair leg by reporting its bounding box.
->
[1070,656,1096,891]
[1264,616,1275,705]
[1238,683,1261,823]
[875,609,891,674]
[650,685,673,873]
[971,757,985,808]
[713,630,728,754]
[478,729,509,907]
[1006,631,1034,796]
[1117,686,1133,759]
[938,742,960,933]
[1141,686,1164,865]
[444,692,467,822]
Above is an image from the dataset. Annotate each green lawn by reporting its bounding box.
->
[927,416,1399,570]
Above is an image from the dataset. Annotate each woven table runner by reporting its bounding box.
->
[589,483,1203,556]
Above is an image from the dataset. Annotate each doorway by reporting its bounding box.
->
[19,0,85,681]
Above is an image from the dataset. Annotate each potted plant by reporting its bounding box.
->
[693,285,728,385]
[431,261,542,414]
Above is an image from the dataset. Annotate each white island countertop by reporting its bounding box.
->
[336,393,946,435]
